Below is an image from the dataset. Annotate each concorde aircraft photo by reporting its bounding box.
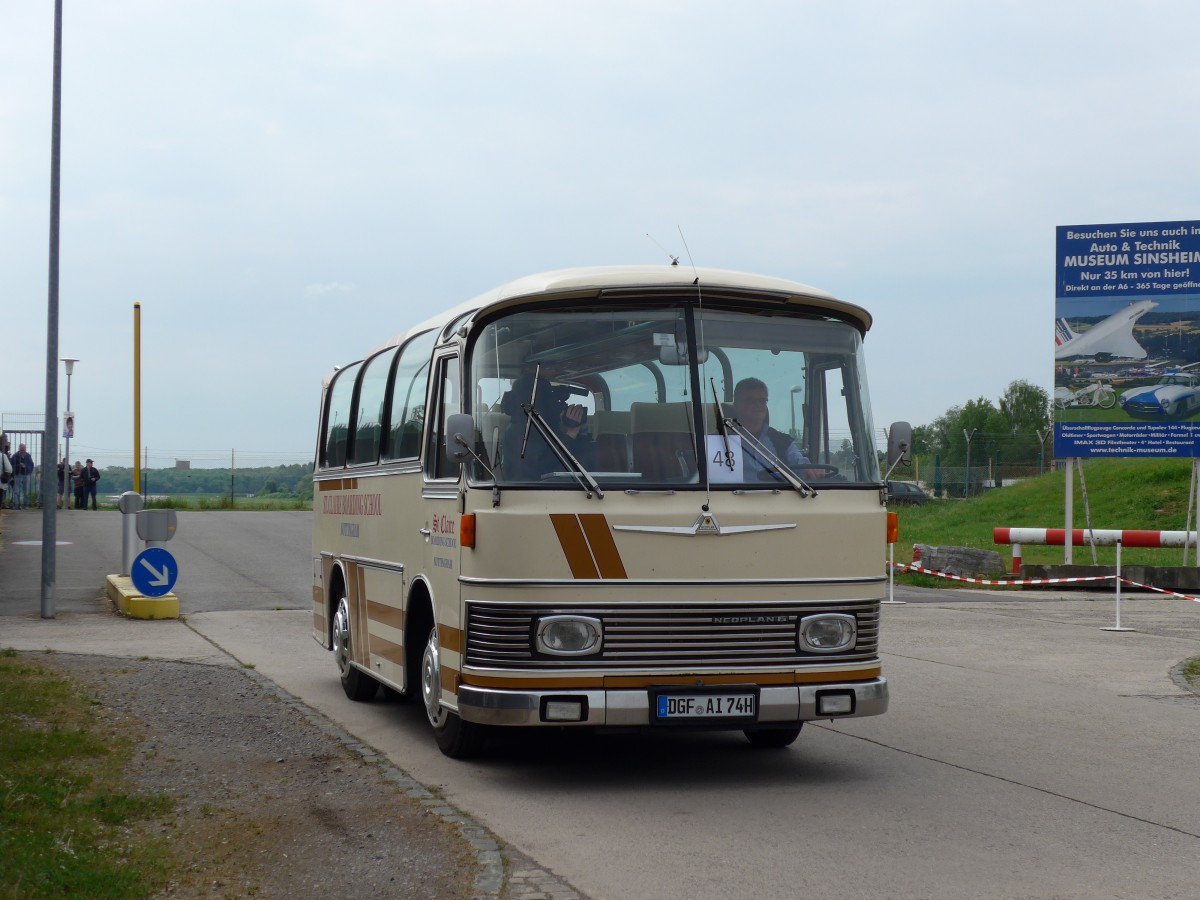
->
[1054,299,1158,360]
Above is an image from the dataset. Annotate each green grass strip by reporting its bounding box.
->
[0,650,172,899]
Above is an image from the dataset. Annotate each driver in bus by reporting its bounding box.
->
[731,377,813,481]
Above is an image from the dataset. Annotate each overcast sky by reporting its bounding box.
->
[4,1,1199,469]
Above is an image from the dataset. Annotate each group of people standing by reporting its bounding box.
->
[0,439,37,510]
[0,433,100,510]
[58,458,101,510]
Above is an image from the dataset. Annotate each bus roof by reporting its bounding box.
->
[367,265,871,358]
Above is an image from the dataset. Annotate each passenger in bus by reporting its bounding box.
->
[499,374,596,479]
[732,377,812,480]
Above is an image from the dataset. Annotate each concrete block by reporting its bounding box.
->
[105,574,180,620]
[913,544,1005,578]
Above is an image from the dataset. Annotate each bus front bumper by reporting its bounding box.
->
[456,677,888,727]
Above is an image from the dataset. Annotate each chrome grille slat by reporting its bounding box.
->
[465,601,880,669]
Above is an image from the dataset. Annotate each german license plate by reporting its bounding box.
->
[654,690,757,722]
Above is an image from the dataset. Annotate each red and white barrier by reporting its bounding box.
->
[888,560,1200,603]
[992,527,1199,574]
[993,527,1197,548]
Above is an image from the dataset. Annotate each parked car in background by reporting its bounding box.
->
[886,481,929,505]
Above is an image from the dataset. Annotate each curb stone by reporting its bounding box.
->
[235,664,586,900]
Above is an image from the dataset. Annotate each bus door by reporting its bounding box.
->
[422,353,464,635]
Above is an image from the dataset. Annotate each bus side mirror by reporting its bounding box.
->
[443,413,475,468]
[887,421,912,470]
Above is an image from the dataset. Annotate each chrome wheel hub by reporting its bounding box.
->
[333,598,351,677]
[421,630,444,727]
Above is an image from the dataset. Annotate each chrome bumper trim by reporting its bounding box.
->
[457,678,888,727]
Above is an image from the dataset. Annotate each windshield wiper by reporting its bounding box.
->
[709,378,737,478]
[714,405,817,498]
[517,367,604,499]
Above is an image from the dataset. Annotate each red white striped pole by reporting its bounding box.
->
[994,528,1197,549]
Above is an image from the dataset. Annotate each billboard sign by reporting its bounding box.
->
[1054,219,1200,458]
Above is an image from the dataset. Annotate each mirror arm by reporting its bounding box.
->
[451,433,502,507]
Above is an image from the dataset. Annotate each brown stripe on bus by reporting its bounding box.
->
[439,624,464,654]
[366,599,405,631]
[578,513,628,579]
[550,513,601,579]
[366,635,405,665]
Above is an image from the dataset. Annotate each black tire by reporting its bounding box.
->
[332,595,378,702]
[743,724,803,748]
[421,625,485,758]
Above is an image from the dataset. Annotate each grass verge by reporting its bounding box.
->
[0,649,172,898]
[1184,657,1200,690]
[892,458,1200,583]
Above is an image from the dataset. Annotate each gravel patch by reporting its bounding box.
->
[38,653,485,899]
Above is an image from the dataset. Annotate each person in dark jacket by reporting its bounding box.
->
[82,458,101,510]
[10,443,35,509]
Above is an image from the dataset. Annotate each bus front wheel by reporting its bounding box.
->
[743,724,802,748]
[332,595,378,702]
[421,626,485,758]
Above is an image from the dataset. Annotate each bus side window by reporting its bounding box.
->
[321,361,362,469]
[350,347,398,466]
[382,330,437,461]
[426,355,462,480]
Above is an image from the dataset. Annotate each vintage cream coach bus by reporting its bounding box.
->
[313,265,909,757]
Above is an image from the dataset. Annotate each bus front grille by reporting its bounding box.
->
[464,601,880,669]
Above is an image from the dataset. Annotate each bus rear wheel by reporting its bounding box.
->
[743,724,802,748]
[332,595,378,702]
[421,626,485,758]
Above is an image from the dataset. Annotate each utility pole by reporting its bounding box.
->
[40,0,64,619]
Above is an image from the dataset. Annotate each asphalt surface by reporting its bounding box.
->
[4,507,1200,899]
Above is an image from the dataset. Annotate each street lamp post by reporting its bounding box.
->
[963,428,976,498]
[789,385,803,439]
[62,357,77,509]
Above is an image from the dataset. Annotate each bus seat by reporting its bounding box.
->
[592,409,632,472]
[478,411,510,467]
[630,402,697,480]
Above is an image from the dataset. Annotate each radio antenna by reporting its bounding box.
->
[678,226,704,348]
[645,232,680,266]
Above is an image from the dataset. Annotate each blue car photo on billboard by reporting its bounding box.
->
[1118,370,1200,419]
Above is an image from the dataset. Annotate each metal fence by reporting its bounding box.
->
[899,465,1050,498]
[1,413,47,508]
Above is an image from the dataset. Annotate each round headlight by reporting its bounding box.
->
[798,614,857,653]
[536,615,603,656]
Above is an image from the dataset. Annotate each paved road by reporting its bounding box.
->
[0,508,312,615]
[4,509,1200,898]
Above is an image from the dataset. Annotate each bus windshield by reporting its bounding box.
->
[466,301,880,489]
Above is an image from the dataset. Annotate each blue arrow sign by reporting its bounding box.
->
[131,547,179,597]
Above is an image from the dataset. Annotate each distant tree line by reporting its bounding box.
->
[100,462,314,500]
[908,380,1052,497]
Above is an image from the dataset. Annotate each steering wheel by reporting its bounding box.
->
[799,464,839,479]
